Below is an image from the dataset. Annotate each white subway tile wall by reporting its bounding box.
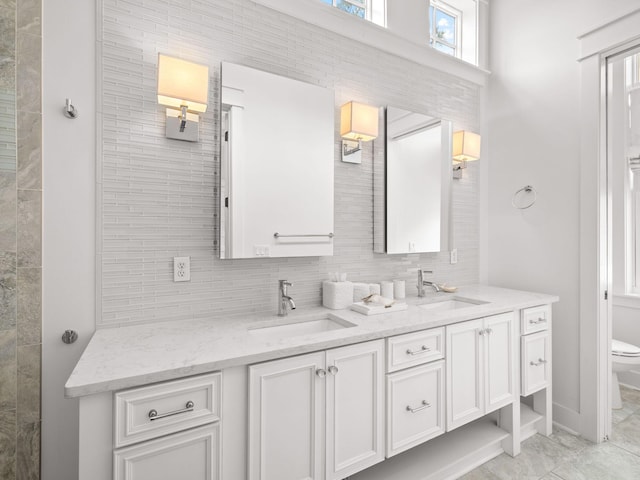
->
[98,0,481,327]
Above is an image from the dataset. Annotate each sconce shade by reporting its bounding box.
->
[340,101,379,141]
[157,54,209,113]
[452,130,481,162]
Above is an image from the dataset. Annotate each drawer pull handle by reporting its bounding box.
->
[406,345,430,356]
[328,365,339,376]
[530,358,548,367]
[529,318,547,325]
[406,400,431,413]
[148,401,194,421]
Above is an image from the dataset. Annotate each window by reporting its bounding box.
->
[429,1,461,58]
[320,0,386,26]
[625,53,640,294]
[321,0,367,20]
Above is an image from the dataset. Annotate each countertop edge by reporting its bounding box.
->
[65,287,559,398]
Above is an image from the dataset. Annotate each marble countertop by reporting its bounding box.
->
[65,285,558,398]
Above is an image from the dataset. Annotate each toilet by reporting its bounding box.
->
[612,339,640,409]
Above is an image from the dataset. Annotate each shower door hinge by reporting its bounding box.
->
[604,434,610,441]
[604,290,608,300]
[224,131,229,142]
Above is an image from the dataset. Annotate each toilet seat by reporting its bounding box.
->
[612,339,640,357]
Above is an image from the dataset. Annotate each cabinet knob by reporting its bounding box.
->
[316,368,327,378]
[328,365,339,376]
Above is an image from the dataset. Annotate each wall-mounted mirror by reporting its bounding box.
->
[374,106,452,254]
[220,63,335,259]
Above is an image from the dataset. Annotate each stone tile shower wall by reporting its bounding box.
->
[99,0,481,327]
[0,0,42,478]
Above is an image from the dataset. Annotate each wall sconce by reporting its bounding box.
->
[452,130,481,178]
[340,101,379,164]
[157,54,209,142]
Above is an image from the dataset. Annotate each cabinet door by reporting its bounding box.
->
[113,424,219,480]
[484,312,516,412]
[446,319,484,431]
[521,330,551,395]
[386,360,445,457]
[248,352,325,480]
[325,340,385,480]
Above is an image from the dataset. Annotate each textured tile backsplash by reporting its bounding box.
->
[98,0,481,327]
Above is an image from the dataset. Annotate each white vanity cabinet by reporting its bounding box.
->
[112,373,222,480]
[248,339,385,480]
[519,305,553,438]
[446,312,516,431]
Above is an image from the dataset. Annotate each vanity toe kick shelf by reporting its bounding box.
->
[350,417,509,480]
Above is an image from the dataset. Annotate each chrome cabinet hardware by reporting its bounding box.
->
[316,368,327,378]
[529,358,548,367]
[328,365,339,376]
[478,328,493,336]
[61,329,78,344]
[274,232,334,239]
[529,317,547,324]
[148,401,194,421]
[406,345,430,356]
[406,400,431,413]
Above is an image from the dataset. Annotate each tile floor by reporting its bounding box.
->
[460,386,640,480]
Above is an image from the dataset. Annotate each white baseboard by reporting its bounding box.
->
[552,402,581,434]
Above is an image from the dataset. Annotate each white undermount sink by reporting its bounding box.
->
[418,297,489,312]
[249,315,356,338]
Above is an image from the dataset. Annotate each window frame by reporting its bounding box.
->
[429,0,462,59]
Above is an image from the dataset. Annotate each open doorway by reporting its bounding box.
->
[607,44,640,419]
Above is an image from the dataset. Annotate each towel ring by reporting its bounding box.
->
[512,185,537,210]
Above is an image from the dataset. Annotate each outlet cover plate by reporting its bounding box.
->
[173,256,191,282]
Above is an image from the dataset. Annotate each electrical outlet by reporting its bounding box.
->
[173,256,191,282]
[450,248,458,264]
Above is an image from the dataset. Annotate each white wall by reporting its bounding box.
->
[41,0,96,479]
[486,0,640,431]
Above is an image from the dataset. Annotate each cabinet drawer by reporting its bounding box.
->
[114,372,221,448]
[114,423,220,480]
[521,305,551,335]
[387,327,444,373]
[521,331,551,395]
[386,361,445,457]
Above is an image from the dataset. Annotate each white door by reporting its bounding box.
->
[446,319,484,431]
[113,424,219,480]
[325,340,385,480]
[248,352,325,480]
[484,312,515,412]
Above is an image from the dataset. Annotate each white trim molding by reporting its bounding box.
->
[253,0,490,86]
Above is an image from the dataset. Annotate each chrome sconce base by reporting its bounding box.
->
[165,108,200,142]
[341,139,362,164]
[452,160,467,179]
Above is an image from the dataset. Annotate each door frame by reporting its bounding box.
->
[578,7,640,443]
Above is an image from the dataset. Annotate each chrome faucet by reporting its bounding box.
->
[278,280,296,316]
[417,269,441,297]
